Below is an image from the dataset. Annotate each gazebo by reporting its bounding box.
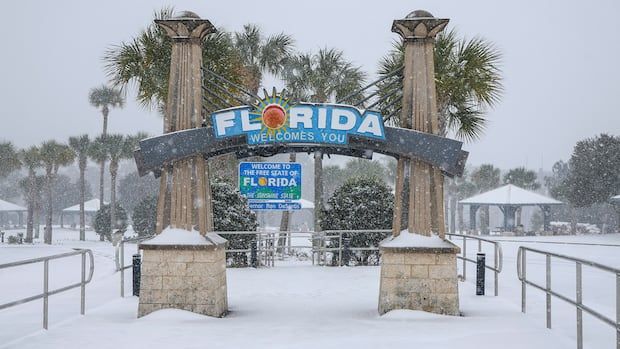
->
[0,198,27,227]
[459,184,562,232]
[61,199,107,228]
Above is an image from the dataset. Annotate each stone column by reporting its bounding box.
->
[394,10,449,238]
[154,11,216,235]
[379,10,460,316]
[138,11,227,318]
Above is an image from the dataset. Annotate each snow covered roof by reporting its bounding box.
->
[459,184,562,206]
[0,198,26,212]
[611,195,620,203]
[62,199,107,213]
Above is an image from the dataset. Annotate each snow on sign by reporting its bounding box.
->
[239,162,301,201]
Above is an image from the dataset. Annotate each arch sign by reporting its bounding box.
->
[134,91,467,179]
[212,93,385,145]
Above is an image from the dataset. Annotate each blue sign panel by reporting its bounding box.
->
[248,201,301,211]
[212,94,386,145]
[239,162,301,200]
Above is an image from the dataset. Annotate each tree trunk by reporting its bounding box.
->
[25,170,35,243]
[278,153,296,253]
[457,203,464,233]
[450,195,457,234]
[44,173,53,244]
[313,152,323,232]
[79,163,86,241]
[110,163,118,238]
[34,198,40,239]
[99,160,105,207]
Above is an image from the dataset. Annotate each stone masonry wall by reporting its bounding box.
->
[378,249,459,315]
[138,246,227,317]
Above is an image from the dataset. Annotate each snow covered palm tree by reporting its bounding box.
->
[89,85,124,204]
[39,141,75,244]
[282,48,366,231]
[19,146,40,242]
[69,135,91,241]
[377,29,503,141]
[233,24,294,94]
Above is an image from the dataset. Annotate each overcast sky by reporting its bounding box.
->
[1,0,618,171]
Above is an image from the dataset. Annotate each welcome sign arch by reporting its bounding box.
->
[134,9,468,318]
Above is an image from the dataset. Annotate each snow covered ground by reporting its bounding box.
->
[1,228,618,348]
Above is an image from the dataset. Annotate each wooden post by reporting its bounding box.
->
[392,10,449,238]
[154,12,216,236]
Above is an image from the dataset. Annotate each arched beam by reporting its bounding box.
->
[134,126,468,178]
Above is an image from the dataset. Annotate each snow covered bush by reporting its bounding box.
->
[211,177,258,267]
[132,196,157,237]
[94,203,128,241]
[322,176,393,265]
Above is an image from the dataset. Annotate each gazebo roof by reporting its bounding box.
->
[62,199,107,213]
[459,184,562,206]
[0,199,26,212]
[611,195,620,204]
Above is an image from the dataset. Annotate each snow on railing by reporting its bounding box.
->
[447,233,503,296]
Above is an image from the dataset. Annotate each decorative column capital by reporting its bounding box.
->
[392,10,449,42]
[155,11,216,43]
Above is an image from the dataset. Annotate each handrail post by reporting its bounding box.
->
[521,249,526,313]
[81,252,86,315]
[339,232,343,266]
[494,242,499,296]
[462,236,467,281]
[576,262,583,349]
[43,260,49,330]
[120,241,125,297]
[546,254,552,329]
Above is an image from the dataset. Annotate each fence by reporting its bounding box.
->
[517,246,620,349]
[447,233,503,296]
[0,249,94,329]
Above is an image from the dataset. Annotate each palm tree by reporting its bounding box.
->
[104,134,143,237]
[19,146,41,242]
[88,137,108,240]
[282,48,366,231]
[233,24,294,94]
[377,29,503,140]
[471,164,501,234]
[89,85,124,204]
[39,141,75,244]
[0,142,21,179]
[69,135,91,241]
[104,7,246,113]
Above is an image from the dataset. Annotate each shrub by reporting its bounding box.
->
[132,196,158,237]
[94,203,128,241]
[322,176,393,265]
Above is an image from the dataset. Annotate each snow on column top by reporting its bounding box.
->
[143,227,226,246]
[380,231,460,253]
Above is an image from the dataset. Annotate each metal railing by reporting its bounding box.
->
[447,233,503,296]
[119,235,153,297]
[315,229,389,266]
[517,246,620,349]
[0,249,94,329]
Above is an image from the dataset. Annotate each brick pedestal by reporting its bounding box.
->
[137,234,227,317]
[378,240,460,316]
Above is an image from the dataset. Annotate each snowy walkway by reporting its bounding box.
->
[1,230,619,348]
